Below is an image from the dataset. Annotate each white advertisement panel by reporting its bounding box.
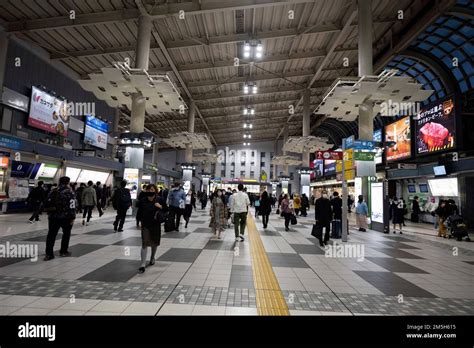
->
[370,182,384,223]
[28,86,69,135]
[84,115,108,149]
[124,168,139,200]
[428,177,458,197]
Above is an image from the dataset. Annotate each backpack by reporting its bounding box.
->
[43,189,61,213]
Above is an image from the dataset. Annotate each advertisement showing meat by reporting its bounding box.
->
[415,98,456,155]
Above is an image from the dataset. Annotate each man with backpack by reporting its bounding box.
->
[27,180,46,223]
[43,176,76,261]
[112,180,132,232]
[166,182,186,232]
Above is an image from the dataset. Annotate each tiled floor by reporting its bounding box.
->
[0,206,472,316]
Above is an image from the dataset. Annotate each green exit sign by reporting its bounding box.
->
[354,152,376,161]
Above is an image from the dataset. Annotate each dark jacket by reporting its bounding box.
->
[301,195,309,209]
[330,197,343,220]
[412,200,420,214]
[315,197,332,224]
[95,186,103,204]
[140,198,160,229]
[47,185,76,220]
[259,195,272,215]
[27,186,46,206]
[113,187,132,211]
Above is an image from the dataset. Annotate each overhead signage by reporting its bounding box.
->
[11,161,34,178]
[316,150,343,160]
[373,129,383,164]
[398,163,417,170]
[84,115,108,149]
[0,134,21,150]
[75,149,96,157]
[385,116,412,162]
[351,140,377,150]
[415,97,456,155]
[28,86,69,136]
[353,152,376,161]
[343,136,354,149]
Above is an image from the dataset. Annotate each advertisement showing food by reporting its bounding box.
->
[84,115,108,149]
[415,98,455,155]
[28,86,69,136]
[385,116,411,162]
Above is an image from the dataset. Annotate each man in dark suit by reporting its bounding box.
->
[315,191,332,247]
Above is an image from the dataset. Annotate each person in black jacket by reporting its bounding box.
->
[411,196,421,222]
[112,180,132,232]
[330,191,343,220]
[95,182,104,217]
[138,184,163,274]
[300,193,309,217]
[27,181,46,223]
[135,186,147,228]
[259,191,272,229]
[315,191,332,247]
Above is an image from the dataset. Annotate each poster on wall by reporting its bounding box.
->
[8,178,30,199]
[370,182,384,223]
[415,98,456,155]
[124,168,139,200]
[312,160,323,178]
[28,86,69,136]
[30,163,59,180]
[84,115,108,149]
[385,116,411,162]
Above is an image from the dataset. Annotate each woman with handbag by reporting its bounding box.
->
[138,185,163,274]
[355,195,369,232]
[209,189,227,239]
[280,194,294,232]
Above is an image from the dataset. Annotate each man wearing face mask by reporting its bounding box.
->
[314,190,332,247]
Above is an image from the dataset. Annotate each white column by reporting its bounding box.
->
[302,89,311,165]
[185,101,195,163]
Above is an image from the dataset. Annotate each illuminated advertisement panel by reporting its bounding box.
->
[385,116,411,162]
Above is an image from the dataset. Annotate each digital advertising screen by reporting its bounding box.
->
[370,182,384,223]
[28,86,69,136]
[415,98,455,155]
[312,159,324,178]
[433,165,447,176]
[385,116,411,162]
[84,115,108,149]
[324,160,336,176]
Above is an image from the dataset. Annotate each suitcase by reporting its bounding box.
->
[331,219,342,239]
[164,216,175,232]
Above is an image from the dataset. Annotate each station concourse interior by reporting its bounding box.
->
[0,0,472,316]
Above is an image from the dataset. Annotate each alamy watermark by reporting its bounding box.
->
[325,242,365,262]
[380,100,421,117]
[66,102,96,117]
[0,242,38,262]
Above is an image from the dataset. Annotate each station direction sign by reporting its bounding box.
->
[315,150,343,160]
[344,136,377,151]
[353,152,376,161]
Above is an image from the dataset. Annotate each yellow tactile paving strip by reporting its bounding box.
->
[247,214,289,316]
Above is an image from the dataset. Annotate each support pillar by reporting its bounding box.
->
[184,101,195,163]
[283,123,289,177]
[301,89,311,196]
[357,0,375,209]
[0,28,8,92]
[273,140,278,180]
[302,89,311,166]
[125,14,152,216]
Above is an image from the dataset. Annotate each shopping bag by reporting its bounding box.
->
[290,214,297,225]
[311,224,322,239]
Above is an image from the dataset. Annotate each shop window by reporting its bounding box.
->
[240,170,245,177]
[261,152,266,158]
[250,161,255,166]
[250,171,255,178]
[251,151,255,157]
[261,162,265,167]
[221,170,225,177]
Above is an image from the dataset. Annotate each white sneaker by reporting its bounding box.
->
[235,238,240,242]
[28,220,35,224]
